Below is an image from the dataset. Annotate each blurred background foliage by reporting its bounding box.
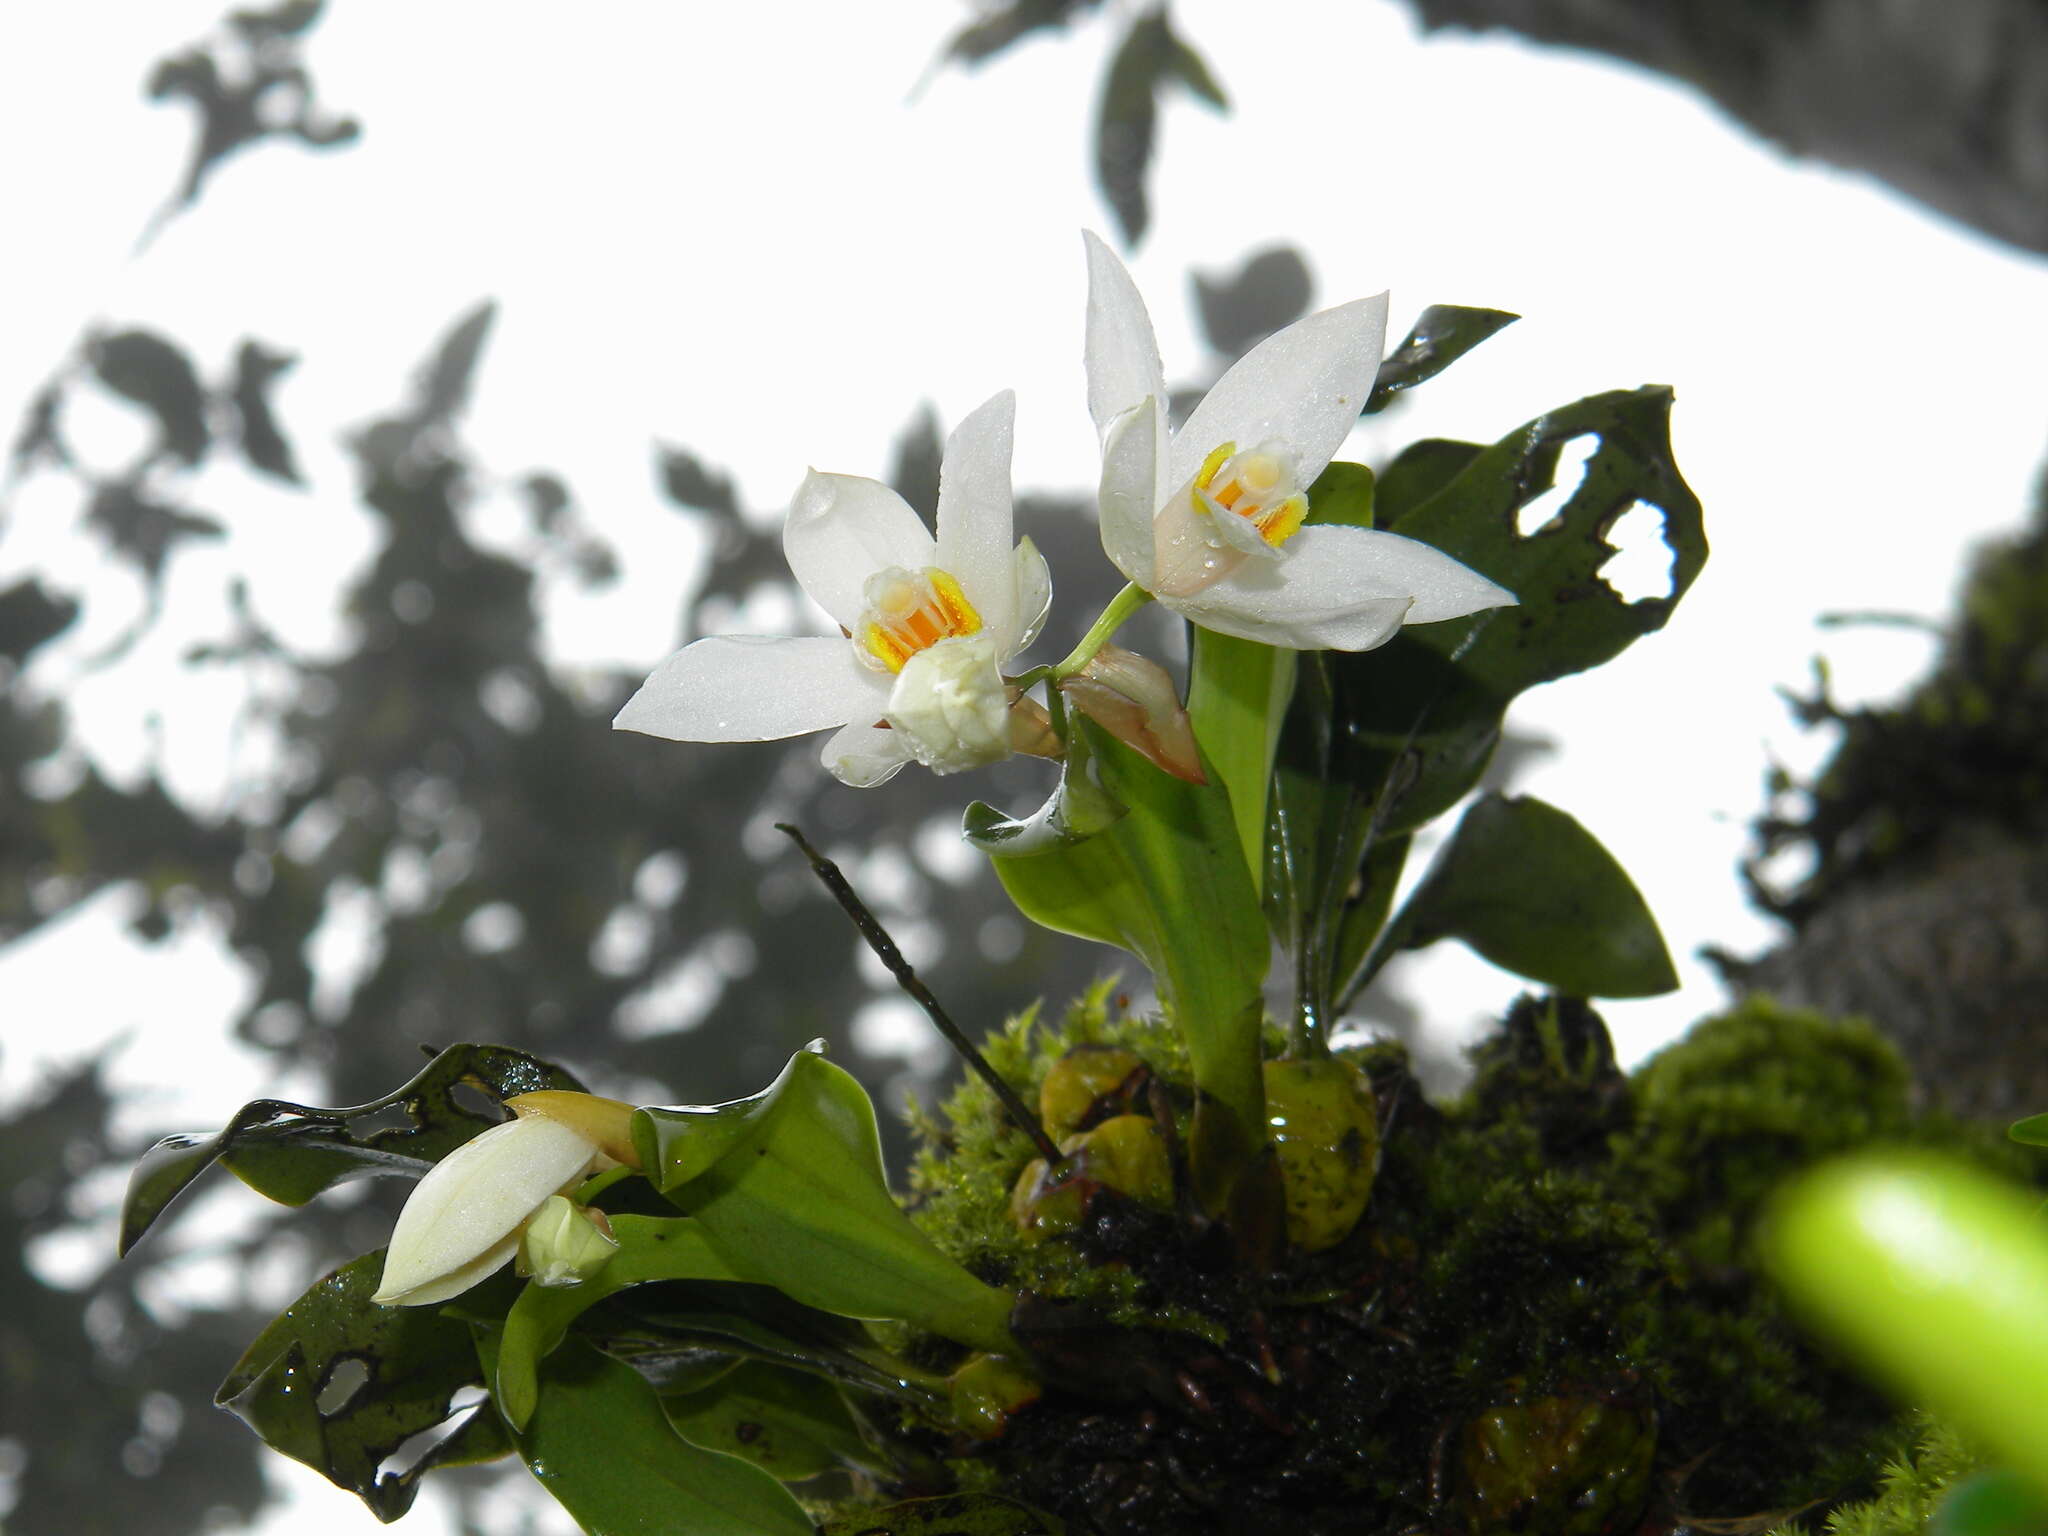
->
[4,1,2045,1531]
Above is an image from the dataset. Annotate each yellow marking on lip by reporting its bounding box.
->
[857,567,982,673]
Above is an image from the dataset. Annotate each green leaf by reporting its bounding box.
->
[637,1050,1017,1354]
[2010,1113,2048,1148]
[496,1215,743,1431]
[120,1042,584,1255]
[962,718,1127,856]
[1303,460,1375,529]
[1366,794,1677,998]
[975,721,1269,1179]
[475,1332,816,1536]
[1365,305,1519,414]
[1187,628,1296,895]
[821,1492,1068,1535]
[665,1359,880,1481]
[1272,387,1705,1018]
[603,1285,940,1405]
[1375,439,1482,524]
[215,1251,511,1522]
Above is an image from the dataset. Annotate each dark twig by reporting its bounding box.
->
[775,822,1064,1165]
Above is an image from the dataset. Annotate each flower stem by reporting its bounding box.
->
[1052,582,1153,679]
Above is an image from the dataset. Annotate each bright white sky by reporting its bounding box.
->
[3,3,2045,1531]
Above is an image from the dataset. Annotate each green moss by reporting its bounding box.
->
[1773,1422,1988,1536]
[844,990,2020,1535]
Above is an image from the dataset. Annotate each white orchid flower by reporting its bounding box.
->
[1083,231,1515,650]
[614,390,1052,786]
[372,1092,635,1307]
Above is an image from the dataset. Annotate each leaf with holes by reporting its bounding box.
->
[216,1251,512,1521]
[120,1042,586,1255]
[1360,793,1678,998]
[475,1332,817,1536]
[1271,386,1704,1017]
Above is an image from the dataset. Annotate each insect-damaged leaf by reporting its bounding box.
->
[119,1042,584,1255]
[217,1251,511,1521]
[1271,386,1704,1016]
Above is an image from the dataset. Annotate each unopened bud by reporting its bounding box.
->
[1060,645,1205,784]
[506,1090,641,1168]
[519,1195,620,1288]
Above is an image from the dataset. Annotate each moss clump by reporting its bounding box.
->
[1771,1422,1989,1536]
[840,990,2023,1536]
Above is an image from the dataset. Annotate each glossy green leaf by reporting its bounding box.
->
[821,1492,1068,1535]
[638,1050,1017,1354]
[665,1359,879,1481]
[1363,794,1677,999]
[496,1214,742,1431]
[475,1332,816,1536]
[1272,387,1704,1022]
[1364,305,1519,414]
[1374,439,1481,524]
[1303,460,1375,529]
[604,1284,943,1405]
[2009,1113,2048,1148]
[962,716,1126,856]
[975,721,1269,1172]
[216,1251,511,1522]
[120,1042,584,1255]
[1187,628,1296,895]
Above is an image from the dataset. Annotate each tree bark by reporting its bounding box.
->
[1404,0,2048,258]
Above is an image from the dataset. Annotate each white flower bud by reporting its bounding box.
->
[884,635,1011,775]
[372,1113,600,1306]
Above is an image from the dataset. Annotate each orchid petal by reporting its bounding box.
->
[613,635,886,742]
[1318,525,1518,623]
[783,471,937,631]
[377,1235,521,1308]
[1012,535,1053,654]
[1174,525,1512,650]
[1099,398,1160,588]
[821,719,911,787]
[1083,232,1169,484]
[373,1115,597,1305]
[1171,295,1390,493]
[935,390,1018,651]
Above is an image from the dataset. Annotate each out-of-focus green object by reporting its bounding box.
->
[1764,1153,2048,1488]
